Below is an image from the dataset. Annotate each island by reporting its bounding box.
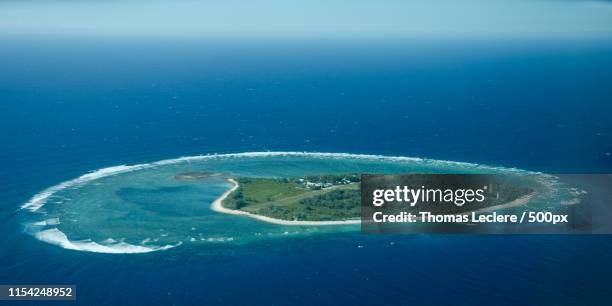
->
[212,173,535,225]
[222,174,360,222]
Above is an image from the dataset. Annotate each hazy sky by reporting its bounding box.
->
[1,0,612,38]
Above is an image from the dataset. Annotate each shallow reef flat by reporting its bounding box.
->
[20,152,580,254]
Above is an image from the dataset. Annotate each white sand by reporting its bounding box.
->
[211,179,361,226]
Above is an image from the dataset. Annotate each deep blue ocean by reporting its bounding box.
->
[1,36,612,305]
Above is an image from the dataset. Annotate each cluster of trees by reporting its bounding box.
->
[230,189,246,209]
[235,189,361,221]
[299,189,360,210]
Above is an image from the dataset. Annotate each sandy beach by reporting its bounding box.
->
[211,179,361,226]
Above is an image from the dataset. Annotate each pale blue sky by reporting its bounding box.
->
[1,0,612,38]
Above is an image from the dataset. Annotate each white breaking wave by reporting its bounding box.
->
[35,228,180,254]
[21,165,150,212]
[203,237,235,242]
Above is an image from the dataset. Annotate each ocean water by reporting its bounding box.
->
[1,36,612,305]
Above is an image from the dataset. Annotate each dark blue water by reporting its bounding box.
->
[1,36,612,305]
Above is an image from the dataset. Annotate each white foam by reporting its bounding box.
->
[21,164,150,212]
[560,198,581,206]
[203,237,235,242]
[35,228,179,254]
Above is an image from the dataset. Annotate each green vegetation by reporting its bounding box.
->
[222,174,361,221]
